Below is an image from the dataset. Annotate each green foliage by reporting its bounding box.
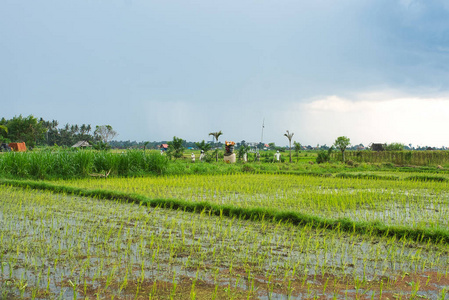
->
[209,131,223,162]
[208,131,223,142]
[405,175,447,182]
[195,140,211,153]
[146,151,169,175]
[385,142,405,151]
[3,115,46,147]
[237,144,250,161]
[143,141,150,152]
[92,141,111,151]
[316,152,329,164]
[94,125,117,143]
[293,141,301,156]
[0,125,7,134]
[3,177,449,244]
[241,164,255,173]
[166,136,185,160]
[316,146,334,164]
[334,136,350,162]
[0,150,169,179]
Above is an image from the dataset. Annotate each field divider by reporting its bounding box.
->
[2,178,449,244]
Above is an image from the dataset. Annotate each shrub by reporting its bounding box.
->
[146,152,168,175]
[316,147,333,164]
[242,165,255,173]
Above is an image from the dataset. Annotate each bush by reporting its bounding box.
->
[316,146,334,164]
[242,165,255,173]
[146,152,168,175]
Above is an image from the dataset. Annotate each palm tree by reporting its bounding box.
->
[294,141,301,161]
[209,131,223,162]
[167,136,185,160]
[284,130,294,163]
[195,140,212,153]
[143,141,150,153]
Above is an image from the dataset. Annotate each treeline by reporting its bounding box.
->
[0,115,115,148]
[109,140,219,150]
[0,115,236,151]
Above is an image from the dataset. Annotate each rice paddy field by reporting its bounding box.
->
[2,163,449,298]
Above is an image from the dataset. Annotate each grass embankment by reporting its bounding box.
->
[2,177,449,245]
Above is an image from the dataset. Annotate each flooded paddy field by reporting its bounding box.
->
[63,173,449,230]
[1,183,449,299]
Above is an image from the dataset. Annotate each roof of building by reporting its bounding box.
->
[72,141,91,148]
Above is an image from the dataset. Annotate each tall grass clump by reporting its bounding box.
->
[72,150,94,177]
[0,150,170,179]
[0,152,30,178]
[146,151,169,175]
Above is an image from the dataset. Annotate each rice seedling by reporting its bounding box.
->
[49,172,449,237]
[1,184,449,298]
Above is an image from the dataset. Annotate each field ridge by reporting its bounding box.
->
[2,178,449,245]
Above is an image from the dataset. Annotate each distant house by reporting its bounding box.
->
[72,141,91,148]
[159,144,168,151]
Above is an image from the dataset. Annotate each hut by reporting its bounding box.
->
[9,142,27,152]
[72,141,91,148]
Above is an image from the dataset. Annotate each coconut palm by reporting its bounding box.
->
[195,140,212,153]
[284,130,294,163]
[209,131,223,162]
[143,141,150,153]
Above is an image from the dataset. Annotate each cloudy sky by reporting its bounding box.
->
[2,0,449,147]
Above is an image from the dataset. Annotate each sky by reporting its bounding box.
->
[2,0,449,147]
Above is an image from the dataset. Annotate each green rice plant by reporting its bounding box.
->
[2,170,449,298]
[405,175,447,182]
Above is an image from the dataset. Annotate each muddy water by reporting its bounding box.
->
[1,186,449,299]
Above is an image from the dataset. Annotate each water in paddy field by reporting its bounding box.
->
[1,185,449,299]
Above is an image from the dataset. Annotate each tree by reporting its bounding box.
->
[143,141,150,153]
[293,141,301,159]
[284,130,294,163]
[386,142,405,151]
[0,125,7,134]
[195,140,212,153]
[167,136,185,160]
[94,125,117,144]
[5,115,46,147]
[316,146,334,164]
[334,136,350,162]
[237,144,250,161]
[209,130,223,162]
[0,125,7,143]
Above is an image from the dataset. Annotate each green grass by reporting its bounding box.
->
[3,174,449,244]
